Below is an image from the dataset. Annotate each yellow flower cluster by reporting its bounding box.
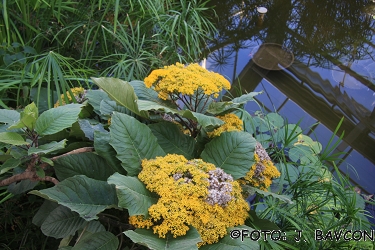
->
[54,87,86,107]
[207,113,243,138]
[144,63,231,100]
[129,154,249,246]
[243,142,280,190]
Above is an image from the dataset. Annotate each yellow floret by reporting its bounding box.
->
[243,143,281,190]
[207,113,243,138]
[130,154,249,247]
[144,63,231,100]
[54,87,85,107]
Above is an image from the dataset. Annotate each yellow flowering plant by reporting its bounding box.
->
[2,63,370,249]
[129,154,249,246]
[6,63,285,249]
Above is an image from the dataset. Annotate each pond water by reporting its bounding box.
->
[205,0,375,196]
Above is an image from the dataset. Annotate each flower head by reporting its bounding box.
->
[144,63,231,100]
[54,87,86,107]
[207,113,243,138]
[130,154,249,246]
[243,142,280,190]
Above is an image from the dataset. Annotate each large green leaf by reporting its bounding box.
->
[28,139,67,155]
[200,226,259,250]
[0,158,21,174]
[179,110,224,129]
[35,104,83,136]
[8,102,38,130]
[41,205,86,238]
[201,132,256,179]
[107,173,158,216]
[0,109,20,125]
[258,113,284,133]
[129,80,166,104]
[137,99,178,114]
[99,99,130,117]
[91,77,149,118]
[86,89,111,116]
[231,92,263,104]
[78,119,107,141]
[33,200,60,227]
[149,122,195,159]
[207,92,262,115]
[30,175,118,221]
[54,152,115,181]
[125,227,201,250]
[242,186,293,204]
[109,112,165,176]
[0,132,29,145]
[94,131,125,174]
[72,231,119,250]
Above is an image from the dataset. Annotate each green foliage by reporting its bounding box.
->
[30,175,118,221]
[108,173,158,216]
[201,131,256,179]
[0,0,217,109]
[0,71,373,249]
[125,227,202,250]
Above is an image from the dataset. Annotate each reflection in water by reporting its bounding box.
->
[204,0,375,195]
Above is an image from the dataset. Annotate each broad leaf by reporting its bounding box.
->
[231,92,263,104]
[91,77,149,118]
[289,145,315,164]
[179,110,224,129]
[258,113,284,133]
[72,221,107,247]
[207,92,262,115]
[125,227,201,250]
[86,89,111,116]
[207,101,238,115]
[199,226,259,250]
[149,122,195,159]
[107,173,158,216]
[99,99,130,117]
[35,104,83,136]
[8,102,38,130]
[78,119,107,141]
[54,152,115,181]
[242,186,293,204]
[30,175,118,221]
[41,205,86,238]
[138,100,178,114]
[0,132,29,145]
[28,139,67,155]
[129,80,169,105]
[109,112,165,176]
[0,158,21,174]
[33,200,60,227]
[94,131,125,174]
[8,179,38,194]
[201,132,256,179]
[0,109,20,125]
[72,231,119,250]
[247,210,281,231]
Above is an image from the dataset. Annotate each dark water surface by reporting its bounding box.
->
[205,0,375,195]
